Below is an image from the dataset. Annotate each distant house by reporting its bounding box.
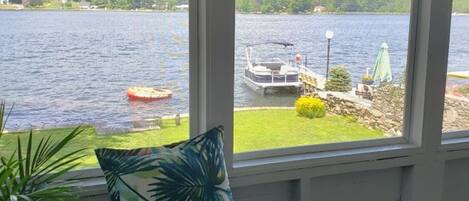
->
[79,0,91,9]
[313,6,327,13]
[175,4,188,10]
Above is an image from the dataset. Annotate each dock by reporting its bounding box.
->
[298,65,326,92]
[298,66,373,107]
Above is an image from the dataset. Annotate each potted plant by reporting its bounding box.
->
[0,101,85,201]
[362,74,374,85]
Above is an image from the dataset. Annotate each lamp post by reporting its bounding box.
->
[325,30,334,80]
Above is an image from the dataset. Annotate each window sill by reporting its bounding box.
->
[441,130,469,140]
[234,137,407,161]
[231,142,419,177]
[69,139,420,180]
[441,133,469,152]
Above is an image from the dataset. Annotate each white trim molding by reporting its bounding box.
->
[190,0,236,169]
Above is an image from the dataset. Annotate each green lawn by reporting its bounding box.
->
[0,109,383,168]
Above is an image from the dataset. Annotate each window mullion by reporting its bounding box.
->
[407,0,452,152]
[402,0,452,200]
[190,0,236,170]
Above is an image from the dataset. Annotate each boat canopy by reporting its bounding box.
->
[247,41,294,48]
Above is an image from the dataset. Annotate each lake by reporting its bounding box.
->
[0,11,467,130]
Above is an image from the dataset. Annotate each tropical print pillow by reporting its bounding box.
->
[95,126,233,201]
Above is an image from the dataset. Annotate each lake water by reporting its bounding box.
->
[0,11,467,130]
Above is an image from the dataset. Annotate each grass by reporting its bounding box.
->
[0,109,383,169]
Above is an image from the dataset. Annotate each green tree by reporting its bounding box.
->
[287,0,311,13]
[260,0,289,13]
[90,0,109,8]
[454,0,469,13]
[237,0,257,12]
[325,65,352,92]
[337,0,360,12]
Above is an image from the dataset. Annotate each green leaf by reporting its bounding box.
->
[95,148,160,201]
[148,130,231,201]
[0,122,86,201]
[0,101,13,139]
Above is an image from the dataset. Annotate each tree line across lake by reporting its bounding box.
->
[9,0,469,13]
[237,0,469,14]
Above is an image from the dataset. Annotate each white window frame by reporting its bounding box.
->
[192,0,457,181]
[64,1,469,200]
[439,0,469,141]
[227,0,419,162]
[223,0,418,165]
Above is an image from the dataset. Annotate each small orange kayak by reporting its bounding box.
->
[127,87,172,101]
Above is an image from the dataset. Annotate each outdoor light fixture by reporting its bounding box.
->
[325,30,334,80]
[325,30,334,40]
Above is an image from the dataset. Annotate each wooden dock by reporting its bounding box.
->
[298,65,326,92]
[297,66,375,107]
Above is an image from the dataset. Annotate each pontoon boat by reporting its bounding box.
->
[243,42,302,94]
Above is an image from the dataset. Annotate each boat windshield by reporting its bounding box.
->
[247,43,294,64]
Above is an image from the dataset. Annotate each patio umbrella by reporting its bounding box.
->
[371,43,393,83]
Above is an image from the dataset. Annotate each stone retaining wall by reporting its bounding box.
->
[316,85,469,136]
[443,95,469,132]
[317,93,402,137]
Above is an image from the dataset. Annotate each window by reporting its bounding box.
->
[233,0,413,154]
[0,2,464,200]
[0,0,459,176]
[0,10,189,168]
[442,1,469,134]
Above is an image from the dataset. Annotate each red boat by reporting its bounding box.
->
[127,87,172,101]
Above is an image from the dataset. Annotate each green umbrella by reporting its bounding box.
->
[372,43,393,83]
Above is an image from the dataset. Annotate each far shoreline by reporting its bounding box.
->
[0,7,468,16]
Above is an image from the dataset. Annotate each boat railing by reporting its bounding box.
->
[268,70,299,84]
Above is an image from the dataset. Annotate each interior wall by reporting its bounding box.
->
[443,158,469,201]
[79,168,405,201]
[233,181,295,201]
[80,159,469,201]
[309,168,402,201]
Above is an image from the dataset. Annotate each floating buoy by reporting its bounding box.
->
[127,87,172,101]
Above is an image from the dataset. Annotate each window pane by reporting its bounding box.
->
[0,10,189,168]
[234,0,412,153]
[443,1,469,133]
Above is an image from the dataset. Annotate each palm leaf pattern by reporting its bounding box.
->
[149,127,232,201]
[95,148,159,201]
[95,126,232,201]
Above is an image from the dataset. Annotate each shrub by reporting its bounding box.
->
[325,65,352,92]
[295,97,326,118]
